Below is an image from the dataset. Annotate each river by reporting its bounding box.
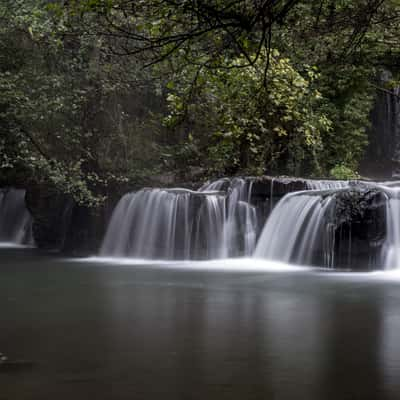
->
[2,248,400,399]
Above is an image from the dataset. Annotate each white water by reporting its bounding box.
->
[98,176,400,269]
[254,191,336,266]
[101,178,258,259]
[306,179,349,190]
[253,179,400,269]
[101,189,197,259]
[0,188,33,245]
[254,179,348,266]
[201,178,257,258]
[100,178,349,265]
[84,256,308,273]
[381,188,400,269]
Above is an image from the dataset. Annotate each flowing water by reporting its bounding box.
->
[254,180,400,269]
[101,178,258,260]
[381,186,400,269]
[0,188,33,245]
[306,179,349,190]
[98,177,400,269]
[100,177,348,263]
[253,190,337,266]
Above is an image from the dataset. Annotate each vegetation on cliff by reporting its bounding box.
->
[1,0,400,204]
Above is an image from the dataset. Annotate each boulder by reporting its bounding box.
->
[25,184,119,255]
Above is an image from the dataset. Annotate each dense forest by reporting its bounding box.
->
[1,0,400,206]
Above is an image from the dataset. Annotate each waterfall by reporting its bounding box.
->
[100,178,258,259]
[200,178,258,258]
[253,179,352,267]
[101,189,197,259]
[253,191,336,266]
[0,188,33,245]
[381,187,400,269]
[306,180,349,190]
[253,179,400,269]
[99,177,400,269]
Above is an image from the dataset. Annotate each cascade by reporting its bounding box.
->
[100,178,258,259]
[201,178,258,257]
[0,188,33,245]
[253,179,370,268]
[254,180,400,269]
[253,190,337,266]
[380,186,400,269]
[100,176,400,269]
[306,180,349,190]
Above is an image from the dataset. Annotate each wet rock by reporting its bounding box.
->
[250,176,309,199]
[25,183,119,255]
[25,184,74,250]
[321,188,387,270]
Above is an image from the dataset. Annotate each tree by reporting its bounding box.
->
[164,50,331,176]
[0,0,167,205]
[2,0,400,203]
[62,0,400,176]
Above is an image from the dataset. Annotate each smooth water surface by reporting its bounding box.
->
[2,249,400,399]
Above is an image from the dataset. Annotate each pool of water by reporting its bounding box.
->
[1,248,400,399]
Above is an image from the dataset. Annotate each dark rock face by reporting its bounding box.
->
[248,177,310,238]
[25,184,118,255]
[61,203,109,256]
[328,189,386,270]
[251,176,309,199]
[25,185,74,251]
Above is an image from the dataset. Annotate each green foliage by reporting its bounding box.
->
[316,65,375,173]
[157,0,400,178]
[329,164,361,180]
[2,0,400,201]
[274,0,400,174]
[0,0,165,205]
[164,50,332,176]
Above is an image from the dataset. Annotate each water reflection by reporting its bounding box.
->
[381,284,400,397]
[100,269,399,399]
[2,252,400,399]
[318,283,386,399]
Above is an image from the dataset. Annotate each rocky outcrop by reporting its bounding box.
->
[326,188,387,270]
[24,184,119,255]
[25,185,73,250]
[251,176,309,199]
